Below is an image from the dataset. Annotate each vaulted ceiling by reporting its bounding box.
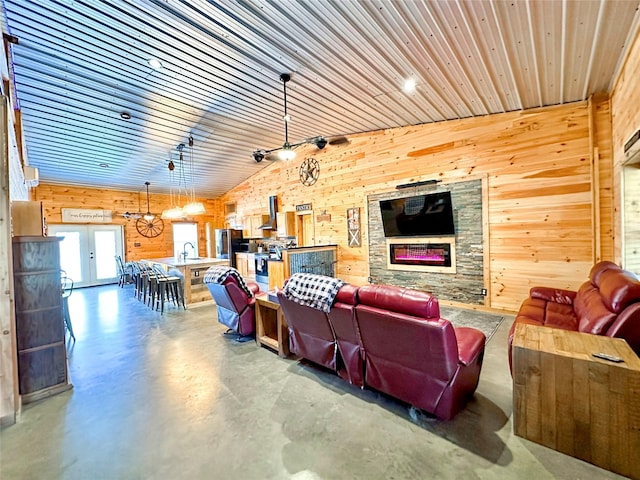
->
[4,0,639,198]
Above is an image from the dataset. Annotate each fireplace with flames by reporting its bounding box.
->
[386,237,456,274]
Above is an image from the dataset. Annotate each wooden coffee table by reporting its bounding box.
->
[512,323,640,479]
[255,293,290,358]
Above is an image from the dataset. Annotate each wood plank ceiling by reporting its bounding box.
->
[3,0,639,198]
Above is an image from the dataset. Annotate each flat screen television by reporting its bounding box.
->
[379,191,455,237]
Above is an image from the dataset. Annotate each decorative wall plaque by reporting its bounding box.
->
[347,207,361,247]
[61,208,112,223]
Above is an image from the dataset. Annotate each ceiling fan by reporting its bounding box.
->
[252,73,350,163]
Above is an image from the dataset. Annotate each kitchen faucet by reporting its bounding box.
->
[182,242,195,260]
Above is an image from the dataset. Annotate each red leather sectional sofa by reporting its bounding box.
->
[508,261,640,367]
[278,283,486,420]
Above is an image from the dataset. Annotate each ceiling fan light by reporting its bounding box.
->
[279,147,296,161]
[253,151,265,163]
[314,137,327,149]
[183,202,206,215]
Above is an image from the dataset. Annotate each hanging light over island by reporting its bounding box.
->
[161,136,205,218]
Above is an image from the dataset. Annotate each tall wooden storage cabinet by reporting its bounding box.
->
[12,236,71,402]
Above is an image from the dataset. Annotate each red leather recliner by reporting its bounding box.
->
[206,275,261,337]
[277,283,365,386]
[508,261,640,369]
[355,284,486,420]
[277,289,339,371]
[327,284,364,387]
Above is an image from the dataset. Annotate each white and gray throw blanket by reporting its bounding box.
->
[204,266,254,298]
[283,273,345,313]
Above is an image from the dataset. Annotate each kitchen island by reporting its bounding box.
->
[143,257,229,305]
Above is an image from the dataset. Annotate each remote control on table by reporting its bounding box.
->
[591,352,624,363]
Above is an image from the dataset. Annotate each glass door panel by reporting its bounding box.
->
[55,230,84,282]
[48,225,124,287]
[94,229,118,281]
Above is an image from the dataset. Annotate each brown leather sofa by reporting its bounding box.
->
[278,281,486,420]
[508,261,640,366]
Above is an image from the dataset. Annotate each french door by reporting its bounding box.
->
[48,225,124,288]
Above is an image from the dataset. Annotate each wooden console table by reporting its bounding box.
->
[255,294,290,358]
[512,323,640,479]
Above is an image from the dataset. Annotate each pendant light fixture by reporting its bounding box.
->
[182,135,206,215]
[161,137,205,219]
[143,181,155,221]
[161,152,185,220]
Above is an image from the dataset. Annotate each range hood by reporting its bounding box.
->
[258,195,278,229]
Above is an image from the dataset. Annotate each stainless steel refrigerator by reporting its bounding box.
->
[215,229,244,267]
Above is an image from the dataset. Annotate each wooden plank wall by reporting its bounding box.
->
[30,100,615,313]
[611,24,640,270]
[221,100,613,312]
[32,185,224,261]
[591,95,614,263]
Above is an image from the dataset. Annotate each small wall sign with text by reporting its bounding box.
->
[62,208,112,223]
[296,203,312,212]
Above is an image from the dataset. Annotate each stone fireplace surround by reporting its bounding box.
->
[367,178,485,305]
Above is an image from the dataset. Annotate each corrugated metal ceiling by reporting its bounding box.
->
[3,0,639,198]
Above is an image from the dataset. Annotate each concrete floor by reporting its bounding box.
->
[0,284,624,479]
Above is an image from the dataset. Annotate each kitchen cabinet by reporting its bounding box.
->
[242,214,270,239]
[246,253,256,281]
[268,260,285,289]
[276,211,296,238]
[12,236,72,403]
[235,253,249,278]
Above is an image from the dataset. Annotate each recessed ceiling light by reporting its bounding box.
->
[403,77,417,94]
[120,111,131,120]
[148,58,162,70]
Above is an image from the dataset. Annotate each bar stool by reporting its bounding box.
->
[115,255,132,287]
[150,264,185,313]
[130,262,143,300]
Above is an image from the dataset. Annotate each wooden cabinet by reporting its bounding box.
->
[236,252,256,281]
[246,253,256,281]
[235,253,249,278]
[242,214,269,239]
[255,294,289,358]
[12,236,71,403]
[276,211,296,238]
[268,260,285,289]
[512,323,640,479]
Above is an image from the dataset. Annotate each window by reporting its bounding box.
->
[173,223,199,259]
